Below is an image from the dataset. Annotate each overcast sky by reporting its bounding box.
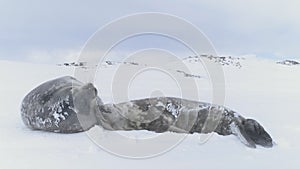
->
[1,0,299,63]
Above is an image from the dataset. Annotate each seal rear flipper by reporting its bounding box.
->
[243,119,273,148]
[230,123,256,148]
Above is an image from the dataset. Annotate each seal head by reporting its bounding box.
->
[21,76,101,133]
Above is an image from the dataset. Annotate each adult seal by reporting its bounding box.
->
[21,76,273,148]
[21,76,102,133]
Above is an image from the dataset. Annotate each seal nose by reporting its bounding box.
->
[84,83,98,96]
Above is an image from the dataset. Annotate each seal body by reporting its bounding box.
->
[21,76,101,133]
[96,97,273,148]
[21,76,273,148]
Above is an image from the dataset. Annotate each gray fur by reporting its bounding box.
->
[96,97,273,148]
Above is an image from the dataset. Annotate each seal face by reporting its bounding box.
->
[21,76,101,133]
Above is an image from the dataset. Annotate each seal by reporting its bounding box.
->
[96,97,273,148]
[21,76,101,133]
[21,76,273,148]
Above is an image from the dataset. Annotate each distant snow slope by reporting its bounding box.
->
[0,57,300,169]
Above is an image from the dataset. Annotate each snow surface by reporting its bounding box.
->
[0,57,300,169]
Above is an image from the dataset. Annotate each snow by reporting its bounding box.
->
[0,57,300,169]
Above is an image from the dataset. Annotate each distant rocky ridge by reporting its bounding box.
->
[176,70,202,79]
[56,57,300,69]
[57,62,87,67]
[57,57,300,81]
[183,55,244,68]
[58,54,245,69]
[104,61,141,66]
[57,61,141,68]
[57,55,245,79]
[276,59,299,66]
